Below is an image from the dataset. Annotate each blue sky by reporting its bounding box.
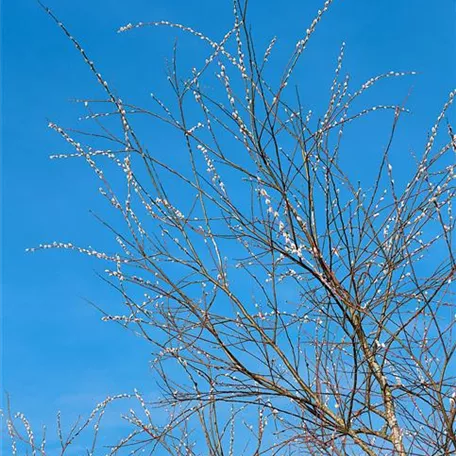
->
[2,0,455,452]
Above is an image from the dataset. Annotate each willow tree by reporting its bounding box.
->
[6,1,456,455]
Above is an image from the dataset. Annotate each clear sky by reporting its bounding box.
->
[2,0,455,452]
